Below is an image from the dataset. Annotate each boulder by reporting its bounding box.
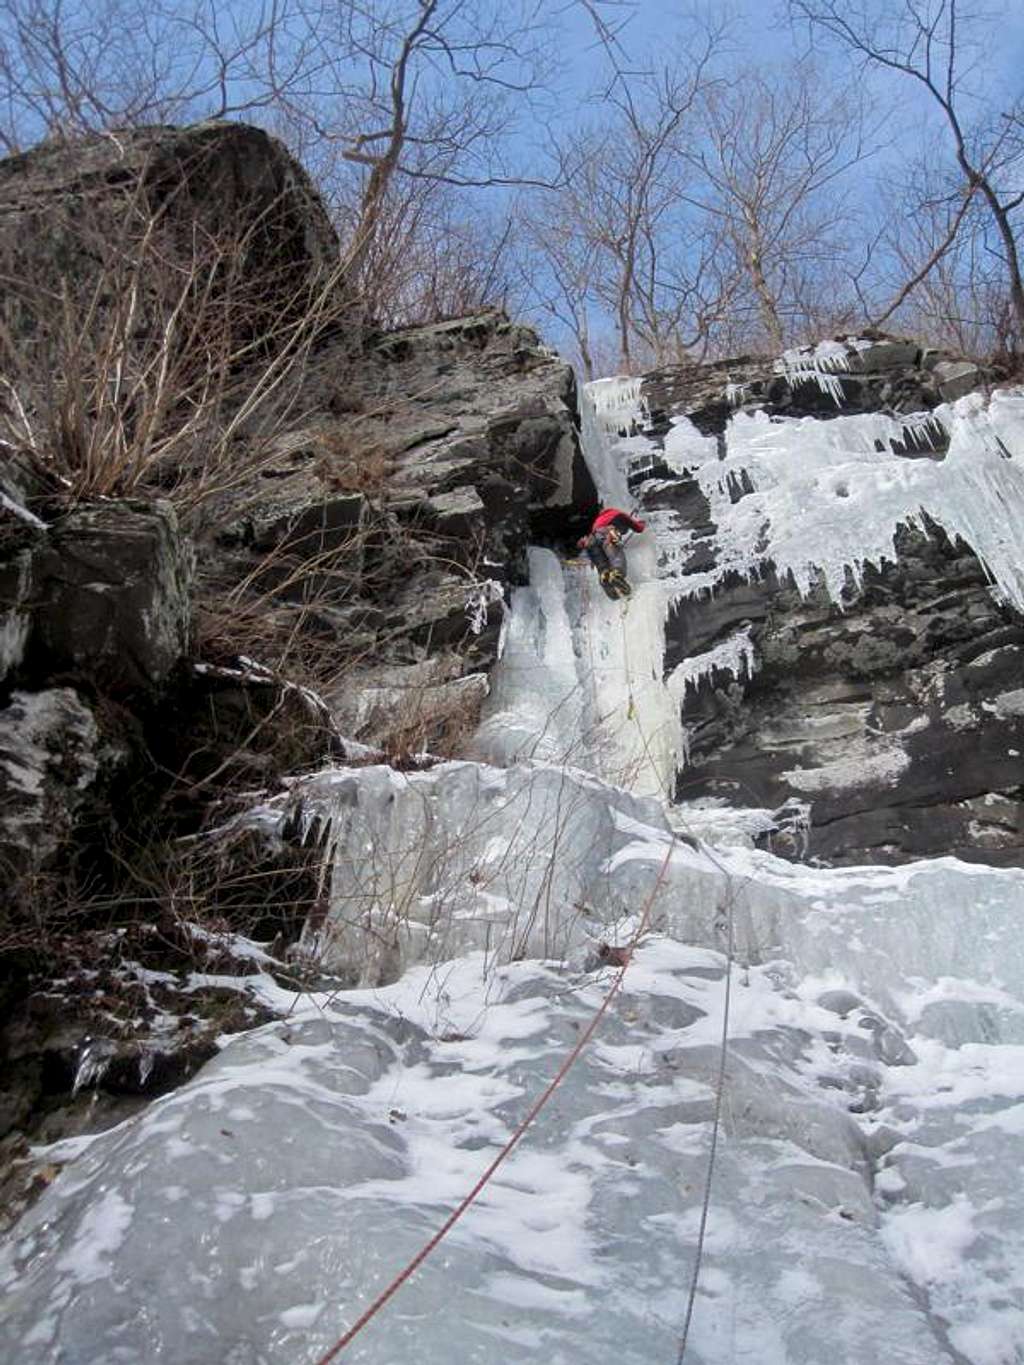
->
[33,500,193,690]
[932,359,984,402]
[0,122,340,344]
[423,486,486,538]
[848,338,922,371]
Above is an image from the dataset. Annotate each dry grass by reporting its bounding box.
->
[0,138,511,1030]
[0,170,354,518]
[312,429,395,493]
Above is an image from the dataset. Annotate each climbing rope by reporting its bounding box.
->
[676,880,735,1363]
[312,559,743,1364]
[590,521,793,1358]
[312,838,677,1364]
[615,601,741,1363]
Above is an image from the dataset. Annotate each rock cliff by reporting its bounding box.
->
[621,339,1023,865]
[0,124,586,1171]
[1,121,1022,1228]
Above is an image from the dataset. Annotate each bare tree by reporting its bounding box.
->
[528,16,883,369]
[595,46,723,369]
[338,174,519,326]
[872,151,1015,355]
[0,0,627,330]
[273,0,554,285]
[522,189,606,380]
[690,61,876,350]
[790,0,1024,352]
[0,0,313,150]
[529,25,728,374]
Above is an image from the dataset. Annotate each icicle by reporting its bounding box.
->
[668,628,756,699]
[71,1037,117,1095]
[773,339,872,406]
[584,375,646,432]
[137,1048,155,1088]
[649,389,1024,614]
[0,490,48,530]
[775,338,857,379]
[579,376,647,508]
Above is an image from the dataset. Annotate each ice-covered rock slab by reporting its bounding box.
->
[3,821,1024,1363]
[290,757,676,982]
[0,948,965,1365]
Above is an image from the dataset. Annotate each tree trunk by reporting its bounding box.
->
[975,175,1024,346]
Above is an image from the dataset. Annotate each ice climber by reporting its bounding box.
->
[578,507,646,598]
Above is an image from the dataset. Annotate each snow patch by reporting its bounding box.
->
[984,688,1024,719]
[782,745,911,793]
[56,1189,133,1285]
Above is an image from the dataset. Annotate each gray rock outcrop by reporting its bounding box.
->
[0,121,339,343]
[626,337,1023,866]
[0,688,109,886]
[32,499,194,690]
[205,309,590,749]
[1,495,193,692]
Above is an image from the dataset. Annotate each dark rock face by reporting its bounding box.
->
[628,338,1023,866]
[1,496,192,692]
[363,313,590,581]
[204,310,588,747]
[0,125,586,913]
[31,500,193,690]
[0,126,589,1169]
[249,491,366,557]
[0,122,339,341]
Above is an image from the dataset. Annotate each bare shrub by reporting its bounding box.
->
[311,429,394,493]
[0,160,352,517]
[378,672,489,767]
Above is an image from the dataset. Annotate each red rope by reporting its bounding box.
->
[312,838,676,1364]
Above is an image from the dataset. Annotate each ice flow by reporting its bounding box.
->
[2,373,1024,1365]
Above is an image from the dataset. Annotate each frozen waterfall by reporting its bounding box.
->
[474,377,686,799]
[2,371,1024,1365]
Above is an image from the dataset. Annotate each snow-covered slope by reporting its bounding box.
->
[2,841,1023,1363]
[2,362,1024,1365]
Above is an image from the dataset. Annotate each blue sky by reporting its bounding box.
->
[2,0,1018,358]
[560,1,1024,114]
[552,0,1024,206]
